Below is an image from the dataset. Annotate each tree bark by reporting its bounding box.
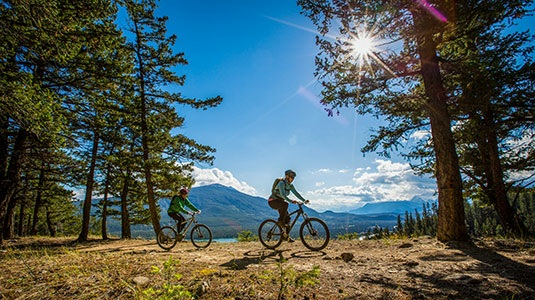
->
[0,128,28,245]
[482,108,527,236]
[101,188,109,240]
[30,168,45,235]
[411,9,468,242]
[78,131,100,242]
[120,174,131,239]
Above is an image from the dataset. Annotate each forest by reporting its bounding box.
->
[1,0,534,246]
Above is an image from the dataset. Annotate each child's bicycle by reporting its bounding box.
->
[156,211,212,250]
[258,200,330,251]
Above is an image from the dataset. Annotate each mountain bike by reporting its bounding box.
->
[258,200,330,251]
[157,212,212,250]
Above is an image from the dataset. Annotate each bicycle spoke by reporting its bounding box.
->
[157,226,178,250]
[259,219,283,249]
[300,218,330,251]
[191,224,212,249]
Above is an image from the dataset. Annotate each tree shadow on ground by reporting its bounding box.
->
[3,237,157,255]
[346,240,535,300]
[454,241,535,293]
[219,247,327,270]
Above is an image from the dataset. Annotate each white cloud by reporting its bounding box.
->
[410,130,430,140]
[192,166,258,196]
[312,168,332,174]
[306,160,437,212]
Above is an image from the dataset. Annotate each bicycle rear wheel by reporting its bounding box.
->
[190,224,212,249]
[300,218,330,251]
[157,226,178,250]
[258,219,283,249]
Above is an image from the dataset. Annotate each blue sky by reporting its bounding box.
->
[146,1,532,213]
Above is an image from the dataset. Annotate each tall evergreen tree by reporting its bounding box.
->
[121,0,222,235]
[443,2,534,237]
[298,0,469,241]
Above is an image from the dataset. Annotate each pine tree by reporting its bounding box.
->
[297,0,533,241]
[298,0,468,241]
[121,0,222,235]
[443,1,534,237]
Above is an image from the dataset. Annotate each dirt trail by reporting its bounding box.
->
[2,237,534,299]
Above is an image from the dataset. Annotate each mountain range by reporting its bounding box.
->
[349,196,435,215]
[105,184,434,239]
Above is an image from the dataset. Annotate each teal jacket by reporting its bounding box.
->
[168,195,199,214]
[274,179,306,203]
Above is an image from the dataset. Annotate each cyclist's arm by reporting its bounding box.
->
[184,198,200,213]
[290,185,306,202]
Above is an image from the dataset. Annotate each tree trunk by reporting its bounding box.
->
[482,108,527,236]
[120,173,131,239]
[411,10,468,242]
[101,190,109,240]
[78,131,100,242]
[2,193,18,240]
[138,71,161,235]
[30,168,45,235]
[17,196,26,236]
[0,128,28,245]
[45,206,56,237]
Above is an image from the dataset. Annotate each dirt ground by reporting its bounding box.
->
[1,236,535,299]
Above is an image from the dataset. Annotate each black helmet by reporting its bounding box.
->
[285,169,296,178]
[179,188,189,195]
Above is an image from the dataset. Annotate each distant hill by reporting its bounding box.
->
[161,184,274,238]
[104,184,400,239]
[349,197,436,215]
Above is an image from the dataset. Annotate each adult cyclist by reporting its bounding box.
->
[268,169,309,242]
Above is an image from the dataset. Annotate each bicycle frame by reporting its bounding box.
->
[258,201,330,251]
[286,204,307,232]
[174,215,196,236]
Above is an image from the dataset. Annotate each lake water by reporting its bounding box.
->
[212,238,238,243]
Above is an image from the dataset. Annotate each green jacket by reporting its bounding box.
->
[168,195,199,214]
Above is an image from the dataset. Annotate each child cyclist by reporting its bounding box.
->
[168,188,201,233]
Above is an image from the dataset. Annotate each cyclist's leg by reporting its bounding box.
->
[169,212,185,231]
[268,198,288,227]
[176,213,186,232]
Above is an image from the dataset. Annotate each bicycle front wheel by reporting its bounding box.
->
[190,224,212,249]
[157,226,178,250]
[300,218,330,251]
[258,219,283,249]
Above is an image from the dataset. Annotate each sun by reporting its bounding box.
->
[344,29,380,67]
[341,28,396,78]
[349,34,375,57]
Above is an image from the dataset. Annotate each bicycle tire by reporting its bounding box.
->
[258,219,283,249]
[190,224,212,249]
[157,226,178,250]
[300,218,330,251]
